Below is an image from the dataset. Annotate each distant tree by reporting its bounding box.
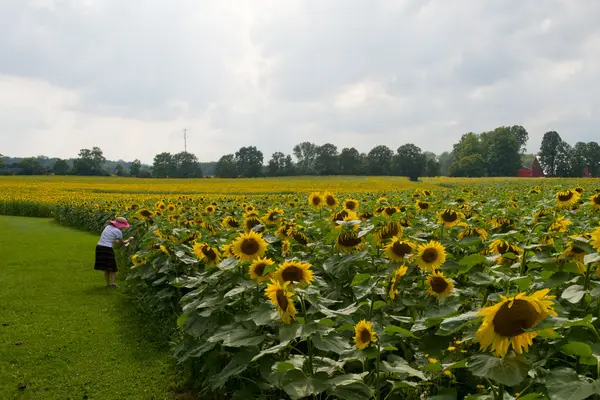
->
[485,129,521,176]
[520,154,535,168]
[555,141,575,177]
[538,131,563,176]
[571,142,589,177]
[53,158,70,175]
[314,143,339,175]
[18,157,46,175]
[73,147,106,175]
[292,142,318,175]
[130,159,142,177]
[139,168,152,178]
[452,132,482,161]
[509,125,529,153]
[152,152,176,178]
[423,152,441,177]
[215,154,238,178]
[114,164,127,176]
[173,152,203,178]
[586,141,600,176]
[0,154,4,168]
[267,152,295,177]
[235,146,263,178]
[438,152,453,176]
[367,145,394,175]
[394,144,426,181]
[449,154,487,177]
[338,147,361,175]
[358,153,369,175]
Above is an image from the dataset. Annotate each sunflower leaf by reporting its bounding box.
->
[384,325,419,339]
[467,353,529,386]
[382,355,427,380]
[350,273,371,287]
[436,311,480,336]
[545,367,596,400]
[561,341,593,358]
[561,285,587,304]
[584,253,600,265]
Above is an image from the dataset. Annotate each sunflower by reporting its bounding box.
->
[249,257,275,282]
[343,198,359,211]
[575,187,584,194]
[264,280,296,324]
[416,241,447,270]
[416,200,431,212]
[221,216,240,229]
[457,227,489,242]
[323,192,338,208]
[382,206,399,217]
[476,289,557,357]
[167,204,176,212]
[353,320,377,350]
[556,189,581,209]
[388,265,408,300]
[243,216,263,232]
[591,227,600,252]
[590,194,600,210]
[156,201,167,211]
[231,231,268,262]
[263,208,284,226]
[131,254,146,267]
[308,192,324,209]
[332,210,358,224]
[159,244,170,255]
[192,243,222,266]
[359,211,374,221]
[491,217,514,229]
[437,209,464,228]
[336,231,363,252]
[427,271,454,298]
[275,260,314,285]
[281,239,292,256]
[291,230,309,245]
[376,222,403,244]
[533,208,554,220]
[549,216,572,233]
[385,237,416,262]
[138,209,154,220]
[275,222,296,239]
[205,205,216,214]
[488,240,523,264]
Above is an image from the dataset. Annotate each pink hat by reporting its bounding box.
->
[110,217,130,229]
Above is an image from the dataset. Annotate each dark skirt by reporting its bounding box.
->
[94,245,118,272]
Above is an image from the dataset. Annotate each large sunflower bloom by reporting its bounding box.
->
[590,194,600,210]
[231,231,268,262]
[221,216,240,229]
[308,192,324,209]
[488,239,524,264]
[426,271,454,298]
[275,260,314,285]
[415,200,431,212]
[556,190,581,209]
[385,237,416,262]
[336,231,362,252]
[376,222,403,244]
[354,320,377,350]
[416,241,447,270]
[249,257,275,282]
[323,192,338,208]
[263,208,284,226]
[264,280,296,324]
[476,289,557,357]
[388,265,408,300]
[457,227,488,242]
[243,216,263,233]
[437,209,464,228]
[549,216,572,233]
[192,242,222,266]
[343,198,359,212]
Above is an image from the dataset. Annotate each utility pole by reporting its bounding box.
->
[183,128,187,153]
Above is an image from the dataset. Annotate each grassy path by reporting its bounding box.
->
[0,216,181,400]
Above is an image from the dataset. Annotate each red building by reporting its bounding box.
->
[517,157,545,177]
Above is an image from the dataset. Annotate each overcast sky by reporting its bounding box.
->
[1,0,599,163]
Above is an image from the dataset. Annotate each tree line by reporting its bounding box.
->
[2,125,598,178]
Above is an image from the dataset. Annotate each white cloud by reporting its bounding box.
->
[1,0,600,163]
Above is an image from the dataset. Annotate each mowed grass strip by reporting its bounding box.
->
[0,216,181,400]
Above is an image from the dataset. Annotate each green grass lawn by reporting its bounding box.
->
[0,216,183,400]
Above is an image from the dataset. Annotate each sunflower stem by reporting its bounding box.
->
[375,339,381,400]
[300,295,314,376]
[585,262,593,292]
[497,383,504,400]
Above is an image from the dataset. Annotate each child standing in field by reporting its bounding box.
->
[94,217,133,288]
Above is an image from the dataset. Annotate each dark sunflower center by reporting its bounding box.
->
[571,246,585,254]
[430,276,448,293]
[241,239,260,255]
[338,233,362,247]
[326,196,336,206]
[276,289,289,310]
[442,211,457,222]
[293,232,308,245]
[593,195,600,205]
[333,210,349,222]
[385,207,397,215]
[422,248,439,263]
[392,242,412,257]
[492,299,538,337]
[141,210,152,217]
[281,266,304,282]
[419,202,430,209]
[359,328,372,343]
[312,197,321,206]
[204,248,216,260]
[497,243,509,254]
[575,188,583,193]
[558,192,574,201]
[346,201,356,210]
[228,219,239,227]
[254,263,266,276]
[246,218,261,230]
[380,223,400,240]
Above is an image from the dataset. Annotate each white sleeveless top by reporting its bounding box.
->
[97,225,123,248]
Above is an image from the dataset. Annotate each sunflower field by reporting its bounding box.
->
[3,176,600,399]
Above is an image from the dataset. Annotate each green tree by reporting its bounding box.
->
[19,157,46,175]
[571,142,588,177]
[338,147,360,175]
[292,142,318,175]
[215,154,238,178]
[509,125,529,153]
[555,141,575,177]
[452,132,482,161]
[152,152,176,178]
[173,152,203,178]
[423,152,441,177]
[367,145,394,175]
[394,144,426,181]
[114,164,127,176]
[235,146,263,178]
[73,147,106,175]
[438,152,453,176]
[130,159,142,177]
[267,152,295,177]
[586,141,600,176]
[314,143,339,175]
[538,131,562,176]
[485,129,521,176]
[53,159,70,175]
[449,154,487,177]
